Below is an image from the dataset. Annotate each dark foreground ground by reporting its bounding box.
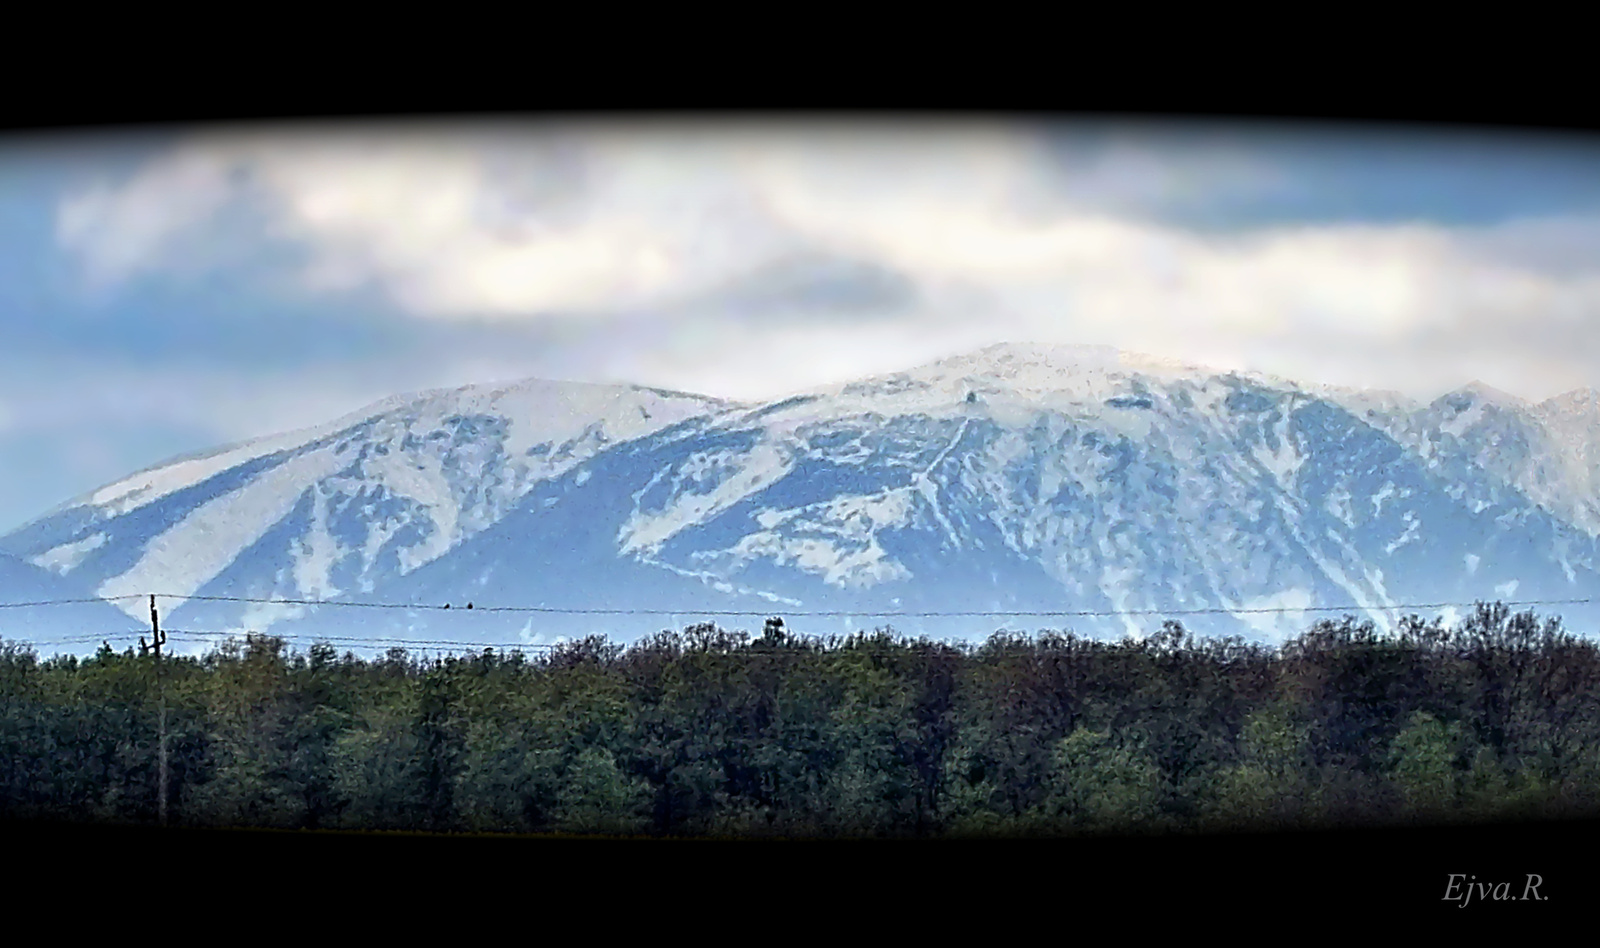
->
[6,816,1594,925]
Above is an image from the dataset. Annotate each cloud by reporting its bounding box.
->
[56,148,241,286]
[50,121,1600,404]
[693,251,920,318]
[48,122,1155,315]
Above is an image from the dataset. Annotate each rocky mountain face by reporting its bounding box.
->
[8,343,1600,653]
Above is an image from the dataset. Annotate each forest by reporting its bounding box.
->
[2,601,1598,838]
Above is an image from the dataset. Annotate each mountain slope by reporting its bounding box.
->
[1,380,735,631]
[9,342,1600,651]
[0,550,144,646]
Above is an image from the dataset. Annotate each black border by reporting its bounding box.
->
[5,94,1597,924]
[7,814,1593,921]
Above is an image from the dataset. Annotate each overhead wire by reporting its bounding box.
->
[3,593,1594,656]
[136,592,1600,618]
[0,595,147,609]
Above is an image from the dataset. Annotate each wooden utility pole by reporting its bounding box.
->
[150,595,168,827]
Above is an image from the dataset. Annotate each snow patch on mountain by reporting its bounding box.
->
[722,531,912,589]
[618,440,794,554]
[97,446,351,616]
[708,487,919,589]
[30,532,107,575]
[1372,482,1397,517]
[1324,485,1356,529]
[1237,587,1314,638]
[1252,403,1304,490]
[86,426,334,517]
[363,450,460,574]
[1273,493,1394,632]
[292,485,343,599]
[1386,512,1420,555]
[238,598,311,634]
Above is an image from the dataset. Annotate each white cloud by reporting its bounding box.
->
[51,121,1600,404]
[56,148,239,285]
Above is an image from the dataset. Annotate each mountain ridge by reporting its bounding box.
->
[8,342,1600,652]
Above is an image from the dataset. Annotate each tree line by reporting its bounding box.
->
[2,602,1598,838]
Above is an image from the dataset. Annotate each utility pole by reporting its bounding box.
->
[150,595,168,827]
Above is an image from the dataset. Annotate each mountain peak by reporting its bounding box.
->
[55,376,733,524]
[346,375,733,417]
[914,341,1224,385]
[972,341,1119,363]
[1450,380,1525,405]
[1540,387,1600,412]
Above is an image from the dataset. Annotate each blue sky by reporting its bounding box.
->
[4,118,1600,533]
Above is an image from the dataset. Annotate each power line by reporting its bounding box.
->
[5,594,1596,657]
[170,594,428,610]
[15,615,1600,660]
[12,592,1595,619]
[9,629,571,651]
[161,629,567,649]
[0,595,147,609]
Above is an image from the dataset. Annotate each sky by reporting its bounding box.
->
[4,116,1600,533]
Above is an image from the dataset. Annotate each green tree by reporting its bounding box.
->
[820,643,924,836]
[1036,727,1163,834]
[183,636,309,828]
[1388,711,1465,820]
[554,747,652,835]
[1209,704,1315,830]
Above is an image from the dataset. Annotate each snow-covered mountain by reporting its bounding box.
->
[9,342,1600,653]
